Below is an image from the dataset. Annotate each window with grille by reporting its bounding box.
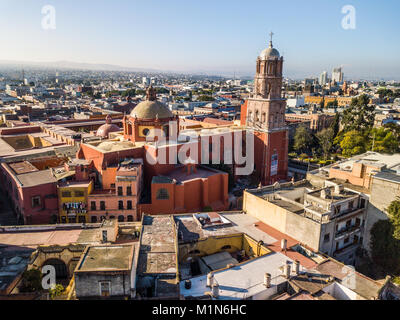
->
[75,191,84,197]
[99,282,111,297]
[156,188,169,200]
[62,191,71,198]
[31,196,41,208]
[127,186,132,196]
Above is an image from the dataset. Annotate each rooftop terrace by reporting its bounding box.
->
[77,245,135,272]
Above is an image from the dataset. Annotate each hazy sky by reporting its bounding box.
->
[0,0,399,79]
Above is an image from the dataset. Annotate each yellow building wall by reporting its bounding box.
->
[243,234,271,257]
[178,233,271,263]
[58,181,93,223]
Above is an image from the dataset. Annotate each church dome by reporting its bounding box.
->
[130,100,173,120]
[96,115,121,138]
[259,47,280,59]
[130,85,173,120]
[259,34,280,59]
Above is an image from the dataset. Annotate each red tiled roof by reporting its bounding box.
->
[255,221,317,269]
[202,118,233,125]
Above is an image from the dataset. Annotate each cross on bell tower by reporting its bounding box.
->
[269,31,274,47]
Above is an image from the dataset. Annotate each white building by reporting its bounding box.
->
[332,67,344,83]
[319,71,328,86]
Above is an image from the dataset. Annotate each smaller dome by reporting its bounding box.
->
[96,115,121,138]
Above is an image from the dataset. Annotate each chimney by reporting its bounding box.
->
[184,280,192,289]
[334,184,343,194]
[212,283,219,298]
[264,273,272,288]
[294,260,300,275]
[284,263,291,279]
[281,239,287,251]
[207,273,214,287]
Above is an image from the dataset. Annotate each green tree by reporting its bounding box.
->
[326,99,338,107]
[49,284,65,300]
[376,88,394,99]
[388,199,400,241]
[316,128,334,160]
[369,127,399,154]
[198,95,214,102]
[341,95,375,132]
[330,112,340,138]
[294,125,313,154]
[121,89,136,97]
[383,122,400,141]
[340,130,367,157]
[20,269,42,293]
[370,220,400,273]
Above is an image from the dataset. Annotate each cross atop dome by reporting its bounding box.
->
[269,31,274,48]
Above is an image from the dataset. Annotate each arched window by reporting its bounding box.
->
[91,216,98,223]
[118,215,124,222]
[262,113,266,123]
[255,110,260,122]
[127,215,133,222]
[156,188,169,200]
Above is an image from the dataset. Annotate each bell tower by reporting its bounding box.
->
[244,33,288,185]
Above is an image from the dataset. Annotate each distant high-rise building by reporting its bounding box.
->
[332,67,343,83]
[319,71,328,85]
[142,77,150,86]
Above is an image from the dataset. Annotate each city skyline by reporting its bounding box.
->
[1,0,399,80]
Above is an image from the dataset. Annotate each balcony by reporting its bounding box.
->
[335,225,361,240]
[333,207,365,220]
[333,242,359,257]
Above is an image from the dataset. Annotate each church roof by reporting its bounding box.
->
[130,100,173,120]
[96,123,120,138]
[96,114,121,138]
[259,34,280,59]
[130,85,174,120]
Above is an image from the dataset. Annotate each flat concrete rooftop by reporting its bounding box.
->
[314,259,384,299]
[77,245,134,272]
[0,224,103,248]
[179,252,299,300]
[137,216,177,275]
